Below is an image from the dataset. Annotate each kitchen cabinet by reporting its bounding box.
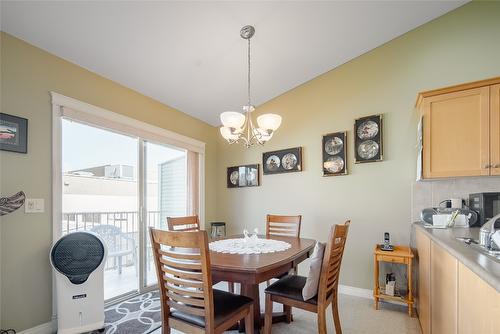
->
[430,242,457,334]
[415,227,500,334]
[416,77,500,179]
[416,229,431,334]
[458,262,500,334]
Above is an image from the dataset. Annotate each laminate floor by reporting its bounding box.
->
[151,282,422,334]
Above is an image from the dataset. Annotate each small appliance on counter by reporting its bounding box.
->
[421,207,477,228]
[469,192,500,227]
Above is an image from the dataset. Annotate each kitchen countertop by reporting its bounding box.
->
[413,222,500,293]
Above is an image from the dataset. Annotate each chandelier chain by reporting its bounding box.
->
[247,38,251,108]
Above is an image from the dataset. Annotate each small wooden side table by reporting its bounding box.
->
[373,245,414,316]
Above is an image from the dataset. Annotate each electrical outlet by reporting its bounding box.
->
[25,198,45,213]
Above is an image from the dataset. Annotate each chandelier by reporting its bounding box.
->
[219,25,282,148]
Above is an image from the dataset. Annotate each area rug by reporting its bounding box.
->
[98,290,161,334]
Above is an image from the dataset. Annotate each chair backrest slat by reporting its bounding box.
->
[150,228,214,330]
[167,216,200,232]
[318,221,350,302]
[266,214,302,238]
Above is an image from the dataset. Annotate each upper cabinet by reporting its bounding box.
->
[417,77,500,179]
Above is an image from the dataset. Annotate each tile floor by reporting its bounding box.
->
[151,282,422,334]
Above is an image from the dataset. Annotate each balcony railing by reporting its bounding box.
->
[62,211,162,271]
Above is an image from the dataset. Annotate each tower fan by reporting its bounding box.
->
[50,231,107,334]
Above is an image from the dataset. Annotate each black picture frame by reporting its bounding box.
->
[262,147,303,174]
[322,131,348,176]
[0,113,28,154]
[354,114,383,163]
[227,164,260,188]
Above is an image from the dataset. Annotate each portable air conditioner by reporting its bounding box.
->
[50,231,107,334]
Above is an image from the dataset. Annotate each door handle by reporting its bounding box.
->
[493,164,500,168]
[484,164,491,169]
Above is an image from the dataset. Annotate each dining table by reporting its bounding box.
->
[209,234,316,332]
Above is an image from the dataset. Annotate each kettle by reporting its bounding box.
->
[479,213,500,250]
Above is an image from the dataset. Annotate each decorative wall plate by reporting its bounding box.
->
[324,137,343,155]
[357,120,379,139]
[265,155,281,172]
[322,131,347,176]
[282,153,298,170]
[357,140,379,160]
[354,114,383,163]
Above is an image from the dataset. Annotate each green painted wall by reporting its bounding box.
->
[215,0,500,291]
[0,32,218,331]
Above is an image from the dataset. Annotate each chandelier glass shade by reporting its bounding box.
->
[219,25,282,148]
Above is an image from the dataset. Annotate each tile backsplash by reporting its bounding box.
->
[411,176,500,222]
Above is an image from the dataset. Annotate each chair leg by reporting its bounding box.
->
[228,281,234,293]
[318,307,327,334]
[245,304,254,334]
[332,294,342,334]
[264,294,273,334]
[284,304,292,323]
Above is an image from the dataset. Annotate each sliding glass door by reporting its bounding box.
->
[61,119,188,301]
[143,141,187,286]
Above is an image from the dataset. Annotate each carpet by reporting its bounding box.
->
[98,291,161,334]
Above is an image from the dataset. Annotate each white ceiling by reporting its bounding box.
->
[1,1,467,126]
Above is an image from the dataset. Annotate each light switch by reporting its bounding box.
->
[25,198,45,213]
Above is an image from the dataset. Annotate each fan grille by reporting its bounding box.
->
[51,232,105,284]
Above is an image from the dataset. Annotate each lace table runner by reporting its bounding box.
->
[209,238,291,254]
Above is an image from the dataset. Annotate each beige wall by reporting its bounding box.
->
[0,32,218,331]
[216,1,500,290]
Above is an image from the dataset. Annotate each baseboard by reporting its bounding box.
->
[338,284,374,299]
[339,284,410,307]
[17,320,55,334]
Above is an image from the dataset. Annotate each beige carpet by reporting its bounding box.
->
[152,282,422,334]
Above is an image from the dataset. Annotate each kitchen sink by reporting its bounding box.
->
[455,237,500,263]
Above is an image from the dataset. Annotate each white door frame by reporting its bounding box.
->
[50,92,206,311]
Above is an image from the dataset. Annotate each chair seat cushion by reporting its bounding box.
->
[170,289,253,328]
[265,275,318,305]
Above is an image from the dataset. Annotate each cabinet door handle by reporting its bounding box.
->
[493,164,500,168]
[484,164,491,169]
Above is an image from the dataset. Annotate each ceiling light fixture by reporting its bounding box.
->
[219,25,282,148]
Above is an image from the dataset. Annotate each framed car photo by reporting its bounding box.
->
[0,113,28,154]
[354,114,383,163]
[262,147,302,174]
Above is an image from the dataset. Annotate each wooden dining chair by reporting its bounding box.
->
[266,214,302,239]
[167,215,200,232]
[167,216,235,294]
[266,214,302,285]
[150,228,254,334]
[263,221,350,334]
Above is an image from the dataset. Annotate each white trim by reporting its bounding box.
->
[339,284,410,307]
[50,92,205,154]
[18,320,56,334]
[50,91,206,326]
[338,284,373,299]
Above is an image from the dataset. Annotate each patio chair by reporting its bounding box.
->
[91,224,137,275]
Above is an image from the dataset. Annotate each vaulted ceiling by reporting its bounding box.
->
[1,1,467,125]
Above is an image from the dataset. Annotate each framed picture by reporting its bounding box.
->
[322,131,347,176]
[354,114,383,163]
[227,164,260,188]
[0,113,28,154]
[262,147,302,174]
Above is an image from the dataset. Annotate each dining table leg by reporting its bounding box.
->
[240,283,261,333]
